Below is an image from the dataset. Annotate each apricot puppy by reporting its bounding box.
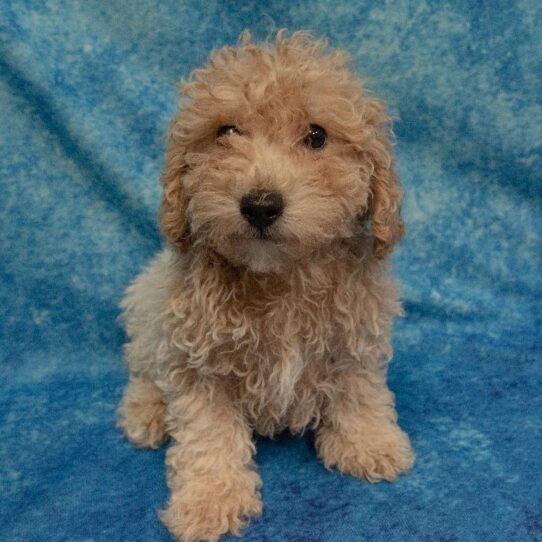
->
[118,31,414,542]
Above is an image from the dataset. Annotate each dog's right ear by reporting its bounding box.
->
[159,138,191,252]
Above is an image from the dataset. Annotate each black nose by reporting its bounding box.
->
[240,190,284,231]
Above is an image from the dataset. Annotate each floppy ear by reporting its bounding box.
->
[361,100,404,259]
[368,149,404,258]
[159,137,191,252]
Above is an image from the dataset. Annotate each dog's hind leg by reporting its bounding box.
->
[117,376,168,449]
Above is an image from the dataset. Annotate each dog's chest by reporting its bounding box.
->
[171,254,396,434]
[212,283,346,434]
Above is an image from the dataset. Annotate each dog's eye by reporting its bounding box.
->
[304,124,327,149]
[217,125,240,139]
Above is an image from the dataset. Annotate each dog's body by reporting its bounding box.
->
[118,32,414,542]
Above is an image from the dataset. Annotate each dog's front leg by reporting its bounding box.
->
[316,363,414,482]
[161,380,262,542]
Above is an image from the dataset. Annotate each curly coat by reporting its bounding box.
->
[118,31,414,542]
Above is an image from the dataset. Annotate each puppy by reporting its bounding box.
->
[118,31,414,542]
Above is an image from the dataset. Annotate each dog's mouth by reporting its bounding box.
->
[232,228,281,243]
[256,230,275,241]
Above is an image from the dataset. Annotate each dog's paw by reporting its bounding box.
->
[117,380,167,449]
[161,473,262,542]
[316,422,414,482]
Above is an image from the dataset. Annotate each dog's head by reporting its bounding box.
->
[161,31,403,273]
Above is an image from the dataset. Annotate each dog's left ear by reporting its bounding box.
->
[159,134,191,252]
[364,102,405,258]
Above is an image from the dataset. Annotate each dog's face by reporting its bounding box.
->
[161,32,403,273]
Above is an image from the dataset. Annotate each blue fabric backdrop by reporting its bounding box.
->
[1,1,541,541]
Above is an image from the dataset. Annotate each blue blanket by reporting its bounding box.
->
[1,2,541,541]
